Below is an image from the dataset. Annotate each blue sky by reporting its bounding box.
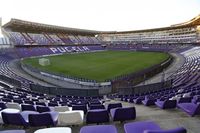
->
[0,0,200,31]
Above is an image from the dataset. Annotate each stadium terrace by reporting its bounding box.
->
[0,14,200,133]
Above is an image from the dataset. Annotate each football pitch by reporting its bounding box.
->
[22,51,169,82]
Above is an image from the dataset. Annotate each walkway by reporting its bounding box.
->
[137,52,185,85]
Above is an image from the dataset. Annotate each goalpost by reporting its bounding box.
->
[39,58,50,66]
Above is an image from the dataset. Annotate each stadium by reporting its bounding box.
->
[0,2,200,133]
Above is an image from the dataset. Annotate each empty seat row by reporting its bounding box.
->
[80,120,186,133]
[1,110,58,128]
[0,120,186,133]
[0,101,124,114]
[0,107,84,126]
[0,105,136,126]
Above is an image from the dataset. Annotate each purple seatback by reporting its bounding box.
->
[145,127,186,133]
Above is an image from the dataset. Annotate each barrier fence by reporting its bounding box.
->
[115,80,172,95]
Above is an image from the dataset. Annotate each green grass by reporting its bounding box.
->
[22,51,169,82]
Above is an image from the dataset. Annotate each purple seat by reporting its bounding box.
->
[24,100,34,105]
[191,95,200,104]
[36,106,51,113]
[142,97,156,106]
[134,97,145,104]
[110,107,136,122]
[124,120,186,133]
[145,127,186,133]
[2,98,12,103]
[0,102,6,110]
[72,104,87,114]
[177,103,200,116]
[13,99,23,104]
[29,111,58,127]
[0,130,25,133]
[89,100,101,105]
[86,109,109,124]
[124,121,161,133]
[89,104,105,110]
[129,97,135,103]
[177,97,192,103]
[20,111,39,124]
[157,97,167,101]
[107,103,122,112]
[35,102,46,106]
[21,104,36,111]
[1,112,29,127]
[155,100,177,109]
[48,102,59,107]
[80,125,117,133]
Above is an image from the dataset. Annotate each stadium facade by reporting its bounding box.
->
[99,15,200,44]
[1,14,200,46]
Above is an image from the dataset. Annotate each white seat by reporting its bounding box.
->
[169,97,180,100]
[54,106,70,112]
[57,110,84,126]
[34,127,71,133]
[6,102,21,111]
[183,92,191,98]
[39,99,49,103]
[13,96,19,99]
[178,89,184,93]
[1,108,20,113]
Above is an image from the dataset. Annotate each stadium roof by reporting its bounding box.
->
[2,19,104,36]
[105,15,200,34]
[172,14,200,27]
[2,14,200,35]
